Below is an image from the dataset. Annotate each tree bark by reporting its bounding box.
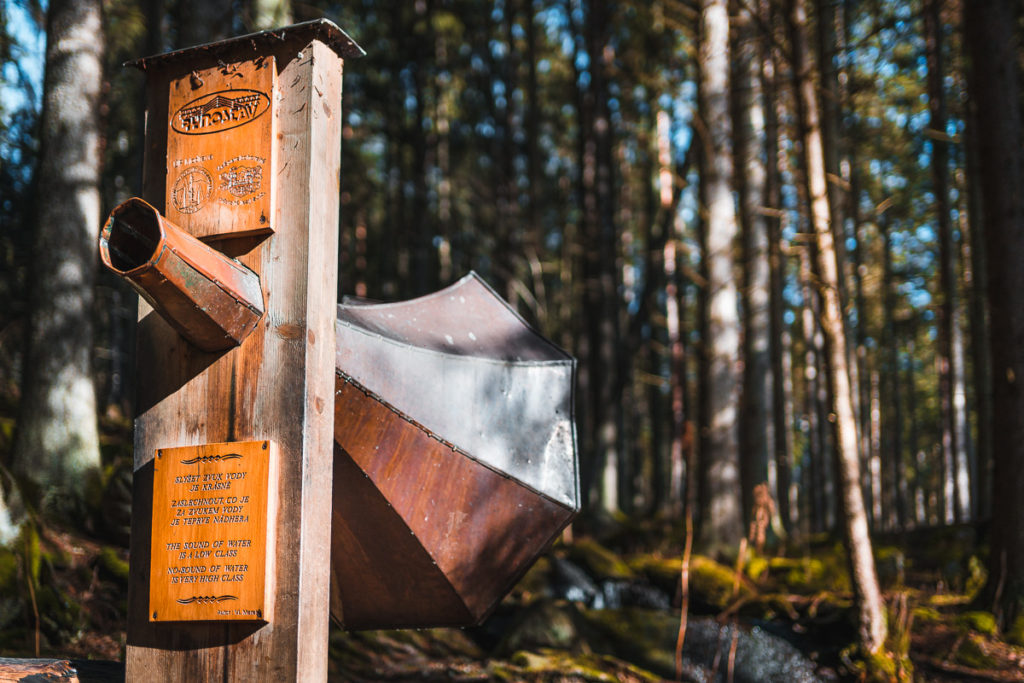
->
[925,0,965,524]
[696,0,744,550]
[11,0,103,508]
[733,6,771,526]
[964,0,1024,631]
[881,215,905,530]
[576,0,622,513]
[760,0,792,529]
[962,104,992,520]
[786,0,887,654]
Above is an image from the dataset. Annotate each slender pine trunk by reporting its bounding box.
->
[787,0,887,654]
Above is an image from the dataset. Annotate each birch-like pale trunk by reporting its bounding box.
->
[697,0,743,549]
[12,0,103,507]
[787,0,887,654]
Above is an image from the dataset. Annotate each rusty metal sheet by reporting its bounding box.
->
[332,375,575,629]
[335,272,579,510]
[99,197,264,352]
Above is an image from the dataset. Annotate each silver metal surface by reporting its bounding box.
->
[335,272,579,510]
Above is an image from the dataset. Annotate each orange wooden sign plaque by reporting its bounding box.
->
[165,57,277,241]
[149,440,277,622]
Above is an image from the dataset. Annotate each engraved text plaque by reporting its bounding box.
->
[149,440,277,622]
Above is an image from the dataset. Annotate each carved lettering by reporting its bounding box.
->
[171,90,271,136]
[150,440,273,622]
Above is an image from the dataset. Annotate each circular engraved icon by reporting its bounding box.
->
[172,166,213,214]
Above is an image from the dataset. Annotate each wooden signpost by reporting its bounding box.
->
[112,21,363,681]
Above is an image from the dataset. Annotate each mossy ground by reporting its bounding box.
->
[2,516,1023,681]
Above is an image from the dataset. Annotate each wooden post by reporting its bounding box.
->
[123,22,361,681]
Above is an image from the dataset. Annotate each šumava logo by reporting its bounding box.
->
[173,89,270,135]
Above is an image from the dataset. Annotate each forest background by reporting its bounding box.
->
[1,0,1024,678]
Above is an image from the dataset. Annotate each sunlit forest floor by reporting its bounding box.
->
[1,408,1023,681]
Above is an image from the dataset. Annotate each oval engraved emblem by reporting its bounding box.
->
[172,89,271,136]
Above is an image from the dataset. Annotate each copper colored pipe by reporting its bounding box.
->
[99,197,264,352]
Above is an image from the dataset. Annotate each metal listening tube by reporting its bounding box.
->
[99,197,264,352]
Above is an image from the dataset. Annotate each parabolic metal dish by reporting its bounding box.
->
[331,272,579,629]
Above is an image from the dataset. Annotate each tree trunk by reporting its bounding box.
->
[577,0,622,513]
[761,0,792,529]
[963,92,992,521]
[696,0,744,550]
[11,0,103,509]
[787,0,887,654]
[925,0,965,524]
[799,248,826,534]
[964,0,1024,632]
[882,216,905,530]
[734,6,771,526]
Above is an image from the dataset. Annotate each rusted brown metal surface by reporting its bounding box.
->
[99,197,264,352]
[332,273,579,629]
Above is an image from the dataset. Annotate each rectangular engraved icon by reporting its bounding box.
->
[166,57,276,241]
[149,440,277,622]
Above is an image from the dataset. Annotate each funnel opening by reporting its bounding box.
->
[104,200,162,272]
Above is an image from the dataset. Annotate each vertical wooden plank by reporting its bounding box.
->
[125,30,345,682]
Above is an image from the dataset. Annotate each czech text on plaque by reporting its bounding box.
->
[149,440,277,622]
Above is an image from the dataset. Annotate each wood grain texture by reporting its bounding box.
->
[126,29,344,682]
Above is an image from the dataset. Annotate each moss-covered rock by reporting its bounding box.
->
[568,538,636,581]
[1005,614,1024,647]
[689,555,755,609]
[628,554,754,611]
[911,606,943,625]
[582,607,822,682]
[497,649,664,682]
[745,552,770,582]
[767,547,850,594]
[581,606,682,676]
[97,547,129,584]
[957,610,998,636]
[493,599,596,656]
[626,554,679,592]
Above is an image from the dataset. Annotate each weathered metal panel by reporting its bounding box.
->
[332,374,575,628]
[335,272,579,510]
